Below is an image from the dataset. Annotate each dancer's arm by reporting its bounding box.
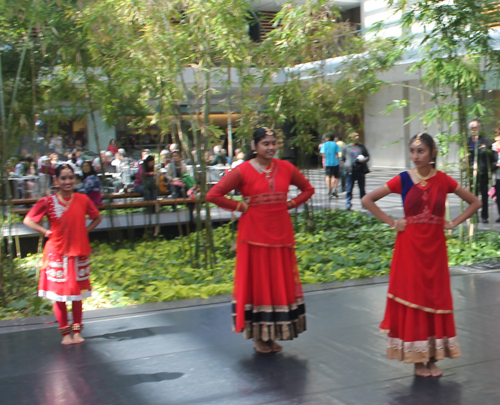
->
[288,166,315,209]
[444,186,482,229]
[361,187,407,232]
[23,199,51,237]
[87,215,102,232]
[23,216,51,237]
[206,168,246,212]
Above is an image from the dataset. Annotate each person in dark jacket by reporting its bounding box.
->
[342,132,370,211]
[467,120,496,223]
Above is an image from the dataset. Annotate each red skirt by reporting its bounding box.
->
[233,242,306,341]
[38,249,92,302]
[380,298,461,363]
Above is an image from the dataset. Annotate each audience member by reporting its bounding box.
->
[78,161,103,206]
[221,148,231,165]
[342,132,370,211]
[231,152,245,169]
[134,155,158,204]
[107,139,118,154]
[320,133,341,197]
[212,145,227,166]
[467,120,495,223]
[492,129,500,223]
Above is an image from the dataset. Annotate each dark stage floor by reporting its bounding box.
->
[2,271,500,404]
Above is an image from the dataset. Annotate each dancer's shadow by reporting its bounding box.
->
[388,377,463,405]
[118,372,184,386]
[236,352,309,399]
[86,325,186,341]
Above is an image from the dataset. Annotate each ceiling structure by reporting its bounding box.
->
[249,0,362,12]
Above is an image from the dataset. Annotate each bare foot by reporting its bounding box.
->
[254,340,272,353]
[61,334,73,345]
[270,341,283,353]
[427,362,443,377]
[72,333,85,344]
[414,363,431,377]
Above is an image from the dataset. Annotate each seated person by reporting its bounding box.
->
[166,151,194,220]
[231,152,245,169]
[221,148,231,165]
[159,150,171,168]
[166,151,189,197]
[78,161,103,206]
[134,155,157,202]
[211,145,227,166]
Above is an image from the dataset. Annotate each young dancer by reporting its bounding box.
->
[207,127,314,353]
[24,164,102,344]
[362,133,481,377]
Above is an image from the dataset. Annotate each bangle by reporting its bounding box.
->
[44,230,52,238]
[390,220,397,230]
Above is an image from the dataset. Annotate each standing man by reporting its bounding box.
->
[342,132,370,211]
[491,129,500,222]
[335,135,346,192]
[468,120,495,223]
[320,133,341,197]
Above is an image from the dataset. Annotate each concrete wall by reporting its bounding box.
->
[364,83,407,168]
[364,74,460,169]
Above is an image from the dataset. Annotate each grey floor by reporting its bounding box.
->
[2,270,500,404]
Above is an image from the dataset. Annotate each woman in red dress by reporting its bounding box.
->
[207,127,314,353]
[362,133,481,377]
[24,164,102,345]
[107,139,119,154]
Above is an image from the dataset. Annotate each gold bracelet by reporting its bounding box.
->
[390,220,397,230]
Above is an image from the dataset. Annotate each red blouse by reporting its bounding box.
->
[207,159,314,247]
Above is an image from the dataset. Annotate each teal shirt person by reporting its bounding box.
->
[320,141,341,166]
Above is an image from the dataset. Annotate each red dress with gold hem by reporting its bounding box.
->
[26,193,100,302]
[206,159,314,341]
[381,170,461,363]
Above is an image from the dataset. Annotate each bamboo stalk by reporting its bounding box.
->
[81,62,119,242]
[2,26,33,292]
[202,69,215,267]
[227,68,233,159]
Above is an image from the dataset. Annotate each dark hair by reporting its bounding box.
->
[81,160,96,178]
[54,164,75,178]
[244,127,276,161]
[143,155,155,173]
[109,139,115,145]
[327,133,335,142]
[24,154,34,164]
[410,133,437,169]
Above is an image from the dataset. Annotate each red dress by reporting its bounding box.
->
[26,193,100,302]
[206,159,314,341]
[381,171,461,362]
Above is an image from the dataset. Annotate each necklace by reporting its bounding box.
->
[413,168,435,186]
[253,159,274,178]
[57,192,74,207]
